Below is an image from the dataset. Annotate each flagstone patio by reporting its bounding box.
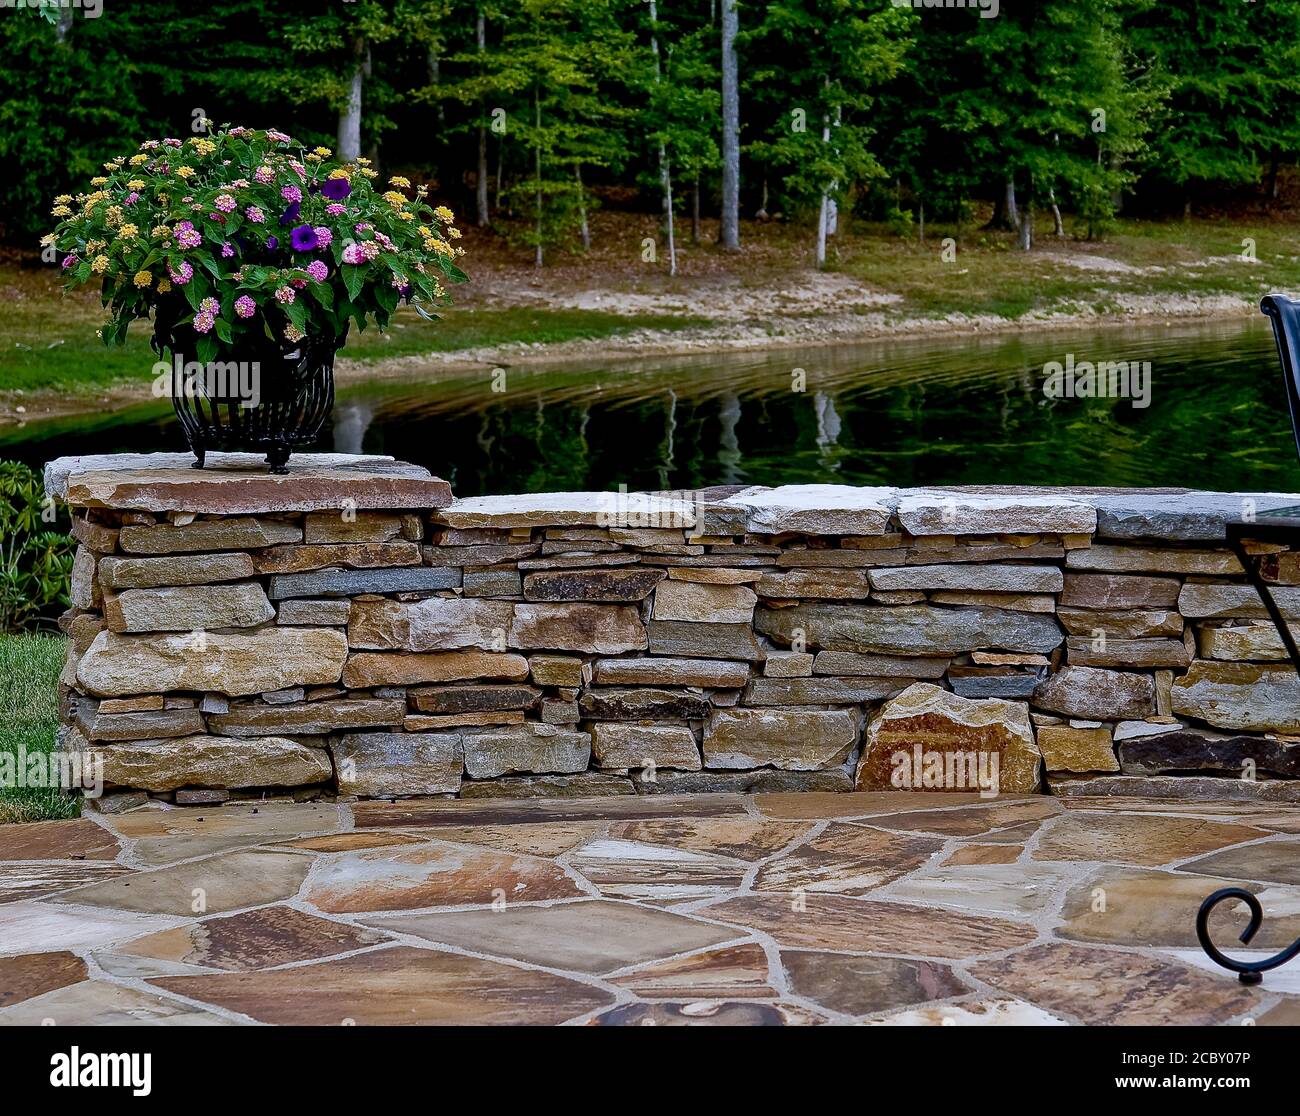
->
[2,790,1299,1026]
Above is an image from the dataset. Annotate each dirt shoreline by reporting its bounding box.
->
[0,292,1260,428]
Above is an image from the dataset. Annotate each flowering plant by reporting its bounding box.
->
[46,123,467,364]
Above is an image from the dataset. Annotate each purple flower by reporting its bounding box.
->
[341,244,364,265]
[61,254,77,269]
[168,261,194,285]
[305,260,329,282]
[266,235,278,250]
[313,226,333,248]
[220,242,235,258]
[281,185,302,203]
[279,200,301,226]
[325,203,346,217]
[321,177,352,201]
[245,205,265,224]
[289,224,319,252]
[235,295,256,319]
[124,192,139,205]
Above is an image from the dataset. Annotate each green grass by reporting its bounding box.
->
[0,266,711,398]
[0,632,79,824]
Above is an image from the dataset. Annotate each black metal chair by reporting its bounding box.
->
[1196,296,1300,985]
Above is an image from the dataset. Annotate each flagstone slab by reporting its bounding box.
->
[117,905,390,972]
[151,945,612,1025]
[701,894,1037,958]
[0,951,87,1008]
[304,842,584,913]
[753,824,941,896]
[608,943,774,998]
[590,1001,824,1026]
[942,844,1023,866]
[0,979,232,1026]
[48,453,452,514]
[1032,813,1265,866]
[1178,840,1300,885]
[1058,867,1300,948]
[864,999,1069,1026]
[352,793,747,829]
[886,862,1072,916]
[0,860,133,904]
[280,831,430,853]
[0,901,179,957]
[357,900,740,975]
[753,790,992,820]
[969,942,1258,1025]
[0,818,120,861]
[568,838,751,900]
[104,802,343,866]
[606,818,814,861]
[400,823,603,858]
[863,798,1061,837]
[52,849,314,916]
[780,950,968,1017]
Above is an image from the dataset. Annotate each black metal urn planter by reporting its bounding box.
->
[153,303,344,475]
[47,123,467,474]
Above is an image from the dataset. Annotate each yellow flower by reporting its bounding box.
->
[118,223,139,240]
[448,227,461,239]
[416,185,428,198]
[359,168,378,179]
[127,179,146,190]
[396,211,415,222]
[389,176,411,188]
[431,239,452,257]
[86,239,106,253]
[129,154,149,166]
[151,225,170,238]
[355,157,371,166]
[133,270,152,289]
[105,205,123,228]
[190,138,215,156]
[314,146,332,158]
[157,278,172,293]
[54,194,72,205]
[175,165,196,179]
[91,176,108,186]
[90,255,110,274]
[50,205,72,217]
[305,153,322,163]
[434,206,454,223]
[381,190,406,206]
[328,167,351,180]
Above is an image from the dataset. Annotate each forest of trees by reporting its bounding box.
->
[3,0,1300,266]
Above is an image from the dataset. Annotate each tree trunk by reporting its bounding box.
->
[1018,199,1033,251]
[476,10,490,227]
[984,175,1019,231]
[650,1,675,275]
[1269,150,1281,200]
[815,190,830,269]
[337,39,368,162]
[1048,187,1064,239]
[918,198,924,244]
[426,49,446,128]
[692,174,701,244]
[755,178,769,220]
[534,90,543,270]
[575,164,590,250]
[720,0,740,250]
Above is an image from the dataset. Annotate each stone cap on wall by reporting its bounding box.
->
[42,454,1300,541]
[46,453,453,514]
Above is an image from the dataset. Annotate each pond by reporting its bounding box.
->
[4,316,1298,496]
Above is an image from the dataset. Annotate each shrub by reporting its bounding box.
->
[0,461,74,633]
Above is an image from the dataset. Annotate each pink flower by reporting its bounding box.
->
[61,254,77,269]
[124,192,139,205]
[281,185,302,203]
[193,313,215,333]
[313,226,333,248]
[245,206,265,224]
[362,240,380,261]
[274,285,295,304]
[220,242,235,258]
[174,221,202,249]
[305,260,328,282]
[325,203,346,217]
[214,193,237,212]
[290,279,307,290]
[168,261,193,285]
[267,129,291,144]
[199,297,218,314]
[341,244,364,265]
[234,295,256,318]
[254,166,274,185]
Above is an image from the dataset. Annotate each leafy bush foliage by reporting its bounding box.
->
[0,462,73,633]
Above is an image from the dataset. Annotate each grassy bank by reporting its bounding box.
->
[0,632,79,824]
[1,210,1292,415]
